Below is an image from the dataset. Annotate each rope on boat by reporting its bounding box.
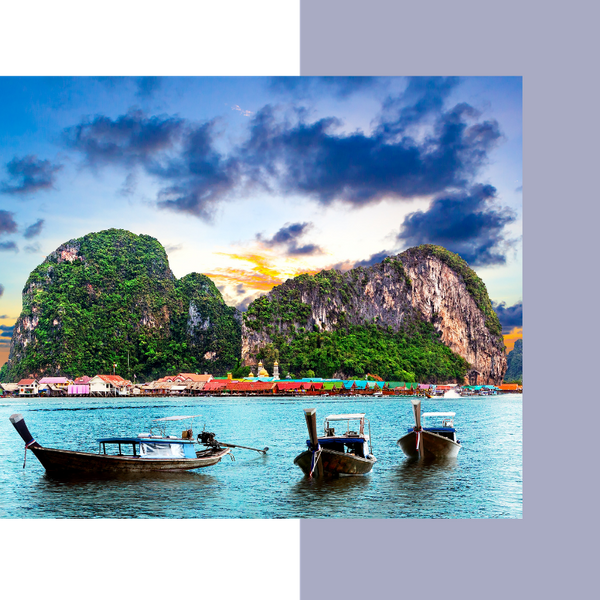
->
[309,445,322,478]
[22,439,35,469]
[229,452,235,461]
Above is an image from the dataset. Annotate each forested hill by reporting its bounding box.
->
[504,338,523,382]
[0,229,241,381]
[242,245,507,385]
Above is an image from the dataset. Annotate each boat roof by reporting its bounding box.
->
[152,414,202,421]
[97,436,194,444]
[422,412,455,417]
[325,413,366,421]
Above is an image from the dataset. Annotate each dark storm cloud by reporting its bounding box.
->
[64,109,185,167]
[65,79,505,223]
[65,109,239,220]
[397,185,516,266]
[257,222,323,256]
[23,218,44,239]
[492,301,523,333]
[238,98,501,206]
[1,155,62,195]
[154,121,240,220]
[377,76,460,134]
[0,210,18,235]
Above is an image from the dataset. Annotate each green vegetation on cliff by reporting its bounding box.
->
[259,322,469,383]
[1,229,241,382]
[504,338,523,382]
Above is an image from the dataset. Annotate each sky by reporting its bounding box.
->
[0,76,522,366]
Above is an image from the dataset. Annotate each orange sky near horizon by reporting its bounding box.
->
[503,327,523,353]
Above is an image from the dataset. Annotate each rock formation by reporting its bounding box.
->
[2,229,241,381]
[242,245,506,384]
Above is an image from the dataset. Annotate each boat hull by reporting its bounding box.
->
[294,448,376,476]
[397,430,461,459]
[28,446,231,474]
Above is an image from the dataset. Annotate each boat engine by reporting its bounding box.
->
[198,431,219,447]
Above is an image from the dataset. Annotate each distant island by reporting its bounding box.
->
[0,229,507,385]
[504,338,523,383]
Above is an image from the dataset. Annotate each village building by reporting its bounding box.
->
[88,374,130,395]
[18,378,39,396]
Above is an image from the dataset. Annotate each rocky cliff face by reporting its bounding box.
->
[2,229,241,381]
[242,245,506,384]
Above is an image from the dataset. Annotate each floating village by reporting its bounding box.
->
[3,336,523,479]
[1,359,522,399]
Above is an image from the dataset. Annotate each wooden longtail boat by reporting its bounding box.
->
[397,399,461,459]
[9,413,231,475]
[294,409,377,477]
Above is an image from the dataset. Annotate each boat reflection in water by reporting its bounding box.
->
[397,399,462,460]
[294,408,377,477]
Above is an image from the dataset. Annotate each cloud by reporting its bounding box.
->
[0,241,18,252]
[153,121,239,220]
[136,76,162,98]
[257,222,323,256]
[65,79,506,226]
[119,173,137,196]
[1,155,62,195]
[397,185,516,266]
[0,285,4,297]
[65,109,185,168]
[239,97,501,207]
[231,104,253,117]
[492,301,523,333]
[24,218,45,239]
[352,250,392,268]
[164,243,182,254]
[0,324,14,338]
[0,210,18,235]
[25,243,41,253]
[269,76,380,98]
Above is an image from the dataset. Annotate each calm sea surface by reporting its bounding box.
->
[0,395,522,519]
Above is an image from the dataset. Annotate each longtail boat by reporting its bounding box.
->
[397,399,461,459]
[9,413,231,475]
[294,409,377,477]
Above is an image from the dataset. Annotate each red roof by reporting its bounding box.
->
[275,382,302,391]
[178,373,212,382]
[18,379,36,385]
[97,375,127,386]
[203,381,228,391]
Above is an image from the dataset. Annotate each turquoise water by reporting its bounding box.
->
[0,395,522,518]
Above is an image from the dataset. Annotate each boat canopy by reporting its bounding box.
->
[153,415,202,421]
[325,413,366,421]
[422,412,456,417]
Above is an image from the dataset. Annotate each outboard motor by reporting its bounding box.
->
[198,431,219,446]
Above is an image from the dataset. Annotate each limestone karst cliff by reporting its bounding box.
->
[242,245,506,384]
[1,229,241,381]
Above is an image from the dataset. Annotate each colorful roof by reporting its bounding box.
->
[39,377,69,384]
[177,373,213,382]
[18,379,36,385]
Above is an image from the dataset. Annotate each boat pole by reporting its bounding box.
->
[216,441,269,454]
[412,399,424,460]
[304,408,323,478]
